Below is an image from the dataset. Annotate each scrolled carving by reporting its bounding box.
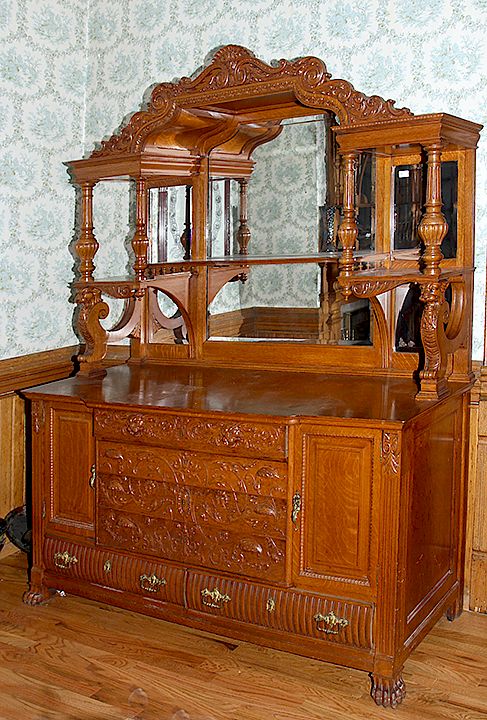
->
[32,401,45,433]
[98,507,285,581]
[340,278,404,299]
[419,280,450,382]
[94,410,286,459]
[381,432,400,476]
[89,45,412,158]
[75,286,109,374]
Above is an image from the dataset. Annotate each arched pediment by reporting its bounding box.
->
[91,45,412,159]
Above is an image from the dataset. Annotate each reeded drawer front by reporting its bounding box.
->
[187,571,374,650]
[43,537,185,605]
[94,409,287,460]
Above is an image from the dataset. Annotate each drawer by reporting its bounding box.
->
[187,571,374,650]
[97,507,287,583]
[97,442,288,498]
[43,537,185,605]
[94,409,287,460]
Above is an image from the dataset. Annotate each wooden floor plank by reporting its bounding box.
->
[0,553,486,720]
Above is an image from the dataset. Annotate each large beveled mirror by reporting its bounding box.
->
[205,114,374,346]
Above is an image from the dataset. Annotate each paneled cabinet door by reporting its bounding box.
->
[41,400,95,539]
[292,423,382,601]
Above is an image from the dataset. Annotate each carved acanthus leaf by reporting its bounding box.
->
[94,410,287,459]
[89,45,412,158]
[382,432,400,476]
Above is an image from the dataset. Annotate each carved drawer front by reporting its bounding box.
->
[94,409,287,460]
[186,571,374,650]
[96,441,288,583]
[43,537,184,605]
[97,506,286,583]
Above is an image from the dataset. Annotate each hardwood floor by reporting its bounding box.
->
[0,553,486,720]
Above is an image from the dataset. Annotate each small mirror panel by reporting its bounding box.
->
[148,185,191,263]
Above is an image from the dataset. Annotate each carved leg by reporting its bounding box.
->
[23,567,51,606]
[370,672,406,708]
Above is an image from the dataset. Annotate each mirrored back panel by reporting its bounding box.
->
[148,185,192,263]
[207,261,372,346]
[207,114,365,257]
[392,160,457,258]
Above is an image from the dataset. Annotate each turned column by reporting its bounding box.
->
[236,179,251,254]
[133,177,149,280]
[338,152,359,295]
[418,144,448,275]
[76,181,98,282]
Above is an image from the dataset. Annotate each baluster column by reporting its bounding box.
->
[236,179,251,254]
[76,182,98,282]
[338,152,359,289]
[133,177,149,281]
[418,143,448,275]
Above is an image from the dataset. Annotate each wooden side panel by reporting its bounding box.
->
[293,424,381,600]
[45,402,95,539]
[403,399,463,632]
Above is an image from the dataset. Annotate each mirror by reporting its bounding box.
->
[148,185,191,263]
[392,160,457,258]
[205,114,373,346]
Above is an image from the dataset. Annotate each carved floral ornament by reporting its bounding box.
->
[91,45,412,158]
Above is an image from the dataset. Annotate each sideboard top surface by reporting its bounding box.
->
[24,364,469,424]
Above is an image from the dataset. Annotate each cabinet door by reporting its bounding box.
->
[42,401,95,539]
[292,423,382,600]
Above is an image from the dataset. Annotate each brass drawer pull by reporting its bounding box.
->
[103,560,112,573]
[291,491,301,523]
[266,597,276,612]
[53,551,78,569]
[139,573,166,593]
[314,610,349,635]
[201,587,231,609]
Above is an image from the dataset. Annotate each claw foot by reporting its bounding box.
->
[23,586,51,606]
[370,672,406,708]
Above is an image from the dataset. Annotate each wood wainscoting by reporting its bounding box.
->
[0,345,486,612]
[0,345,127,557]
[466,363,487,613]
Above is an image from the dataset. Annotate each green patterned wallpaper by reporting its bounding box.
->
[1,0,486,359]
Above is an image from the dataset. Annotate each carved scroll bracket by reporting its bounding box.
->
[75,286,109,377]
[417,279,451,400]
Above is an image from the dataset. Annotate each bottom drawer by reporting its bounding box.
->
[43,537,185,605]
[187,571,374,650]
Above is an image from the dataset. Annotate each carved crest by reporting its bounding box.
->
[91,45,412,158]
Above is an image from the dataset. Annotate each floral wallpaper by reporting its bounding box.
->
[1,0,487,359]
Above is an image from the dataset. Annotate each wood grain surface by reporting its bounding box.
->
[1,553,486,720]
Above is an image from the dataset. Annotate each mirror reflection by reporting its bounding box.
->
[206,115,373,346]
